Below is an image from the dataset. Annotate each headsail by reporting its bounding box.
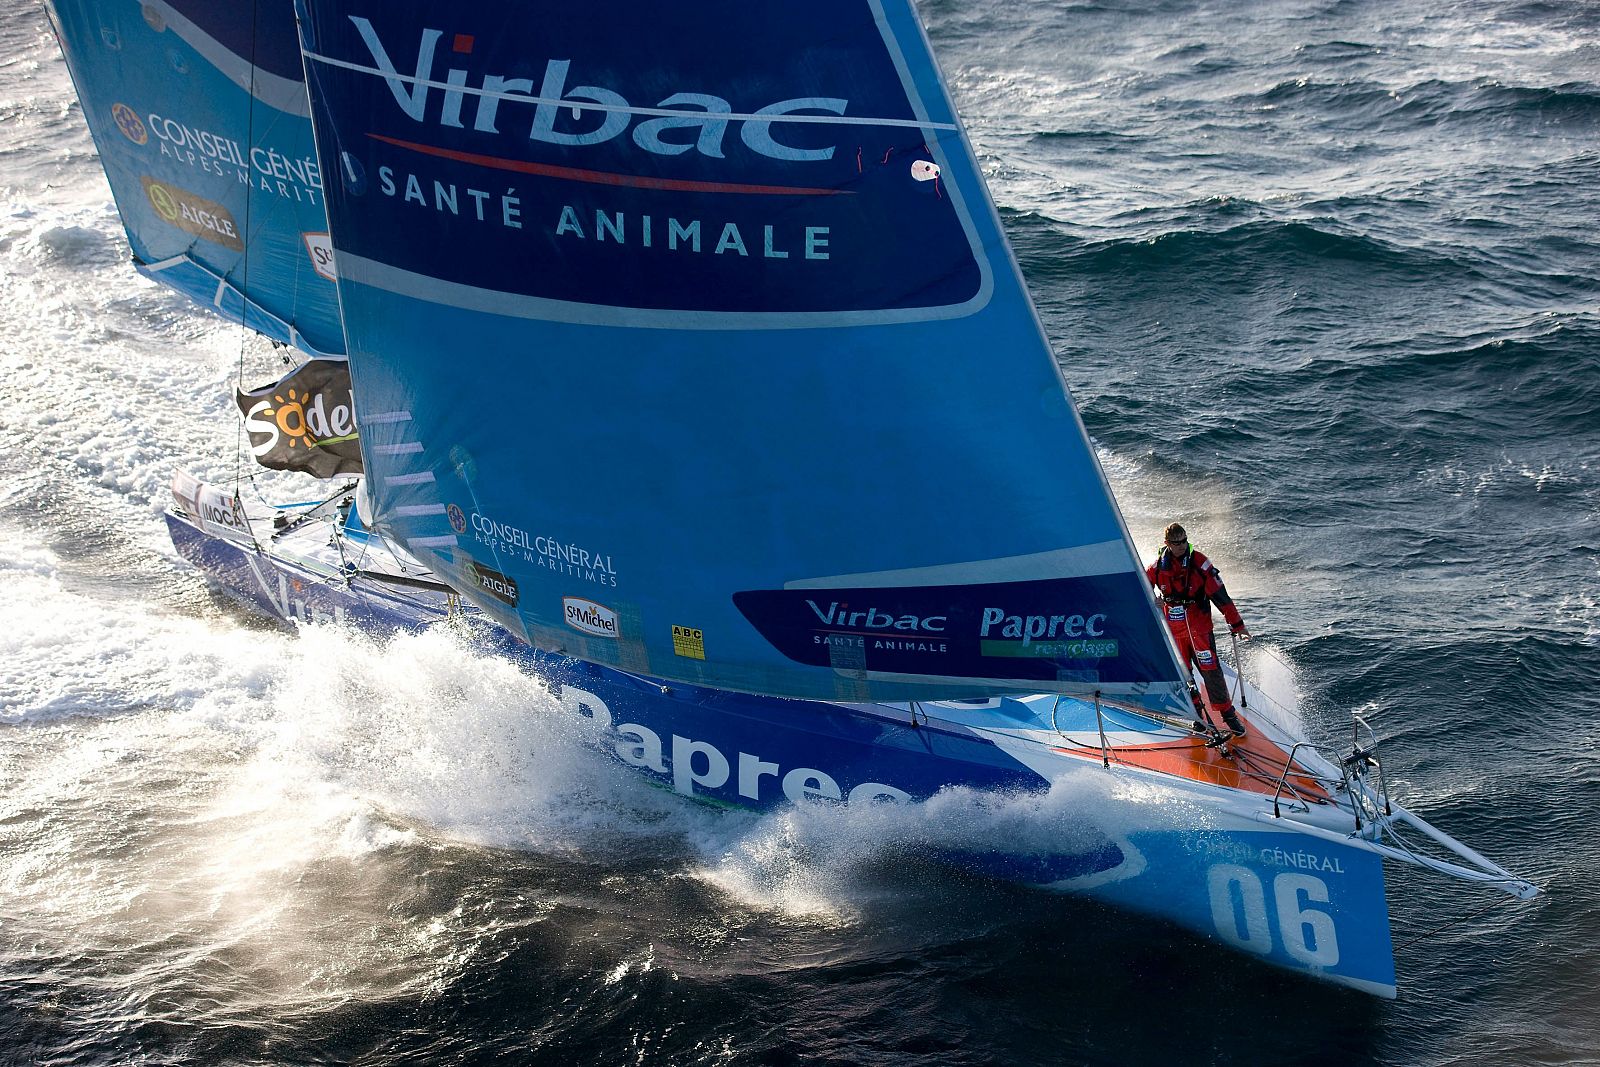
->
[297,1,1186,704]
[47,0,342,355]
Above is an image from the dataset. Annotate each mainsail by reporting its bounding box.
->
[47,0,342,355]
[297,1,1187,704]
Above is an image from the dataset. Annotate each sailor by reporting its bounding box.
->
[1147,523,1250,736]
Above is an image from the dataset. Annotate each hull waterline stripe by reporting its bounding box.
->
[849,665,1181,698]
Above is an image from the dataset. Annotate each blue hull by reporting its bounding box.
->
[166,511,1397,996]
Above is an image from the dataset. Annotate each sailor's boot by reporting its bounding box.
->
[1221,708,1247,737]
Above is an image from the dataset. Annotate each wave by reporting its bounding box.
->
[1026,128,1153,147]
[1062,218,1465,280]
[1457,80,1600,122]
[1303,321,1600,402]
[1239,76,1600,130]
[1292,40,1385,63]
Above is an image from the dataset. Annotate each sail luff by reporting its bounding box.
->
[884,1,1190,690]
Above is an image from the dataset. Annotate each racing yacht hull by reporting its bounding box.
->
[167,500,1400,996]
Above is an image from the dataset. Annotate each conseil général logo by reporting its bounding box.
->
[112,102,147,144]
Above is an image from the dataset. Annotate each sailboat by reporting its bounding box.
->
[47,0,1538,997]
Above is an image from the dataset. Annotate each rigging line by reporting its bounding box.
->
[1229,748,1332,799]
[330,501,355,576]
[1050,734,1220,757]
[1104,740,1212,752]
[1391,893,1520,951]
[233,0,263,495]
[347,516,375,574]
[300,52,960,131]
[1378,824,1443,870]
[1201,736,1326,789]
[1208,751,1307,790]
[271,482,358,541]
[244,467,274,512]
[1242,642,1310,696]
[1050,701,1205,755]
[1052,734,1122,758]
[1229,744,1326,786]
[1050,733,1327,796]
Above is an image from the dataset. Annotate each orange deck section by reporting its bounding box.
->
[1056,720,1332,802]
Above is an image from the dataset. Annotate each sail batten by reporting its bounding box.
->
[297,0,1187,704]
[134,255,332,356]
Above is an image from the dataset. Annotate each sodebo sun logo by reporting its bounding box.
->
[243,385,356,457]
[563,596,619,638]
[347,17,848,162]
[236,361,363,478]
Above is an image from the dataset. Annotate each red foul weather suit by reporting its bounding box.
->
[1146,544,1246,718]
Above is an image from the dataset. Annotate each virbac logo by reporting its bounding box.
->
[349,17,848,162]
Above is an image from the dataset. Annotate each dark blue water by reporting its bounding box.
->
[2,0,1596,1063]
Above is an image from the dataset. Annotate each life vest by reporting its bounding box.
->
[1151,544,1214,608]
[1147,544,1244,633]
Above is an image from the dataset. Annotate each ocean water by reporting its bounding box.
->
[2,0,1597,1064]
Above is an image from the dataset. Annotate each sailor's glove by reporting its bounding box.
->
[1230,620,1250,638]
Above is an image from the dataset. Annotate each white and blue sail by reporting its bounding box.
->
[47,0,342,355]
[296,0,1187,705]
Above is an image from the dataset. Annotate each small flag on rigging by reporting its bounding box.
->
[236,358,363,478]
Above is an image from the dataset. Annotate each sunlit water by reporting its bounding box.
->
[3,1,1597,1063]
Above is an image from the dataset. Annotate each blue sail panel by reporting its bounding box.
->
[48,0,343,355]
[298,0,1186,703]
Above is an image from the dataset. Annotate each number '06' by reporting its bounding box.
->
[1206,864,1341,967]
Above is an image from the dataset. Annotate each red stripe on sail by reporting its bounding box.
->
[368,135,851,197]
